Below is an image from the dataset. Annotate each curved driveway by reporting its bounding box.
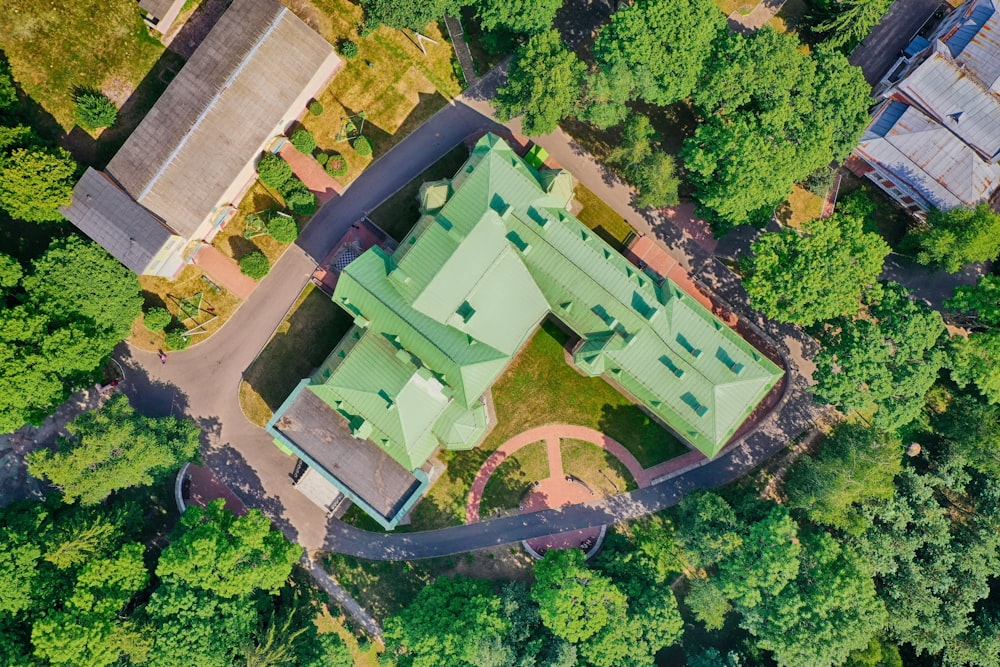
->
[120,71,823,559]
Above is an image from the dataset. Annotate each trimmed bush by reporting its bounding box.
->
[266,214,298,243]
[308,100,324,116]
[289,128,316,154]
[326,153,348,179]
[143,307,172,332]
[353,136,372,157]
[74,90,118,130]
[257,153,292,189]
[340,39,359,59]
[239,251,270,279]
[164,328,190,351]
[278,178,318,216]
[315,152,329,166]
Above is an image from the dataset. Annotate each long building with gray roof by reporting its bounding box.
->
[62,0,340,277]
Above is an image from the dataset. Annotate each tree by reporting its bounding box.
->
[947,274,1000,327]
[815,0,892,48]
[239,250,271,279]
[0,146,76,222]
[590,0,723,118]
[0,57,16,115]
[950,330,1000,403]
[359,0,454,30]
[0,252,21,295]
[256,153,292,189]
[743,212,889,327]
[931,390,1000,477]
[494,30,584,137]
[812,282,947,430]
[685,578,731,631]
[73,90,118,130]
[674,490,743,570]
[156,499,301,599]
[716,505,801,609]
[475,0,561,34]
[784,423,903,533]
[607,115,680,208]
[739,530,886,667]
[384,576,511,667]
[532,549,628,644]
[27,394,200,505]
[914,203,1000,272]
[266,214,298,243]
[683,32,869,232]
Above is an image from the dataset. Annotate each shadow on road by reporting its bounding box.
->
[204,442,297,541]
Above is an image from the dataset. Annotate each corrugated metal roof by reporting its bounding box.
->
[939,0,1000,89]
[107,0,338,237]
[60,168,177,274]
[321,134,781,461]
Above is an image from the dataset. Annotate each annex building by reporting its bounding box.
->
[62,0,340,276]
[267,135,782,529]
[853,0,1000,217]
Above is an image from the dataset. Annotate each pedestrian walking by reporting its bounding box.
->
[158,350,167,364]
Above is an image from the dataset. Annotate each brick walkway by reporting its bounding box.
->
[192,244,257,300]
[466,424,651,524]
[278,143,342,204]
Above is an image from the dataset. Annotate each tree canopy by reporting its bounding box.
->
[607,114,680,208]
[587,0,724,127]
[358,0,455,30]
[814,0,893,49]
[743,211,889,326]
[914,203,1000,272]
[683,33,870,232]
[493,30,584,136]
[474,0,561,34]
[811,282,947,430]
[157,499,301,599]
[0,146,76,223]
[27,394,200,505]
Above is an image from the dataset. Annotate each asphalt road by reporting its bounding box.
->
[120,70,821,558]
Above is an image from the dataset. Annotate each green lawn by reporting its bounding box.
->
[239,284,353,426]
[409,321,688,529]
[367,144,471,241]
[574,184,636,251]
[562,439,637,496]
[479,441,549,517]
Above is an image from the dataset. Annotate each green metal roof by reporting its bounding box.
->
[277,133,781,526]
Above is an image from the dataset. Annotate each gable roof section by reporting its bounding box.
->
[857,100,1000,208]
[937,0,1000,90]
[895,47,1000,162]
[60,168,176,274]
[106,0,336,237]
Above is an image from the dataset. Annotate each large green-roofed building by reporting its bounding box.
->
[267,134,782,529]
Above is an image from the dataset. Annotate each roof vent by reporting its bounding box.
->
[948,111,963,123]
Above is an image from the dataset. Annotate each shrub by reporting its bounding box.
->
[289,128,316,154]
[353,136,372,157]
[358,18,378,37]
[239,251,270,279]
[143,307,172,332]
[315,152,329,166]
[278,179,318,216]
[257,153,292,189]
[308,100,324,116]
[326,153,348,178]
[164,328,189,350]
[340,39,359,59]
[74,90,118,130]
[266,214,298,243]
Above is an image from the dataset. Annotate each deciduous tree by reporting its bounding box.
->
[743,212,889,327]
[914,203,1000,272]
[532,549,628,644]
[359,0,455,30]
[156,499,301,599]
[674,490,743,570]
[474,0,561,34]
[493,30,584,136]
[0,146,76,223]
[27,394,200,505]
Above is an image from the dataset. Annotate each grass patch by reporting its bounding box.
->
[410,321,688,529]
[314,607,383,664]
[212,182,294,265]
[479,441,549,517]
[322,545,534,621]
[239,284,353,426]
[714,0,747,13]
[775,184,825,229]
[297,0,461,185]
[573,184,635,251]
[562,439,637,496]
[0,0,181,165]
[129,265,242,352]
[367,144,470,241]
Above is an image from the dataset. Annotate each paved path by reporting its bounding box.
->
[192,245,256,300]
[279,143,342,204]
[300,555,383,640]
[114,67,822,562]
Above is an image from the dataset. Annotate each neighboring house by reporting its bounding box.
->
[138,0,186,34]
[852,0,1000,217]
[267,135,783,530]
[63,0,340,276]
